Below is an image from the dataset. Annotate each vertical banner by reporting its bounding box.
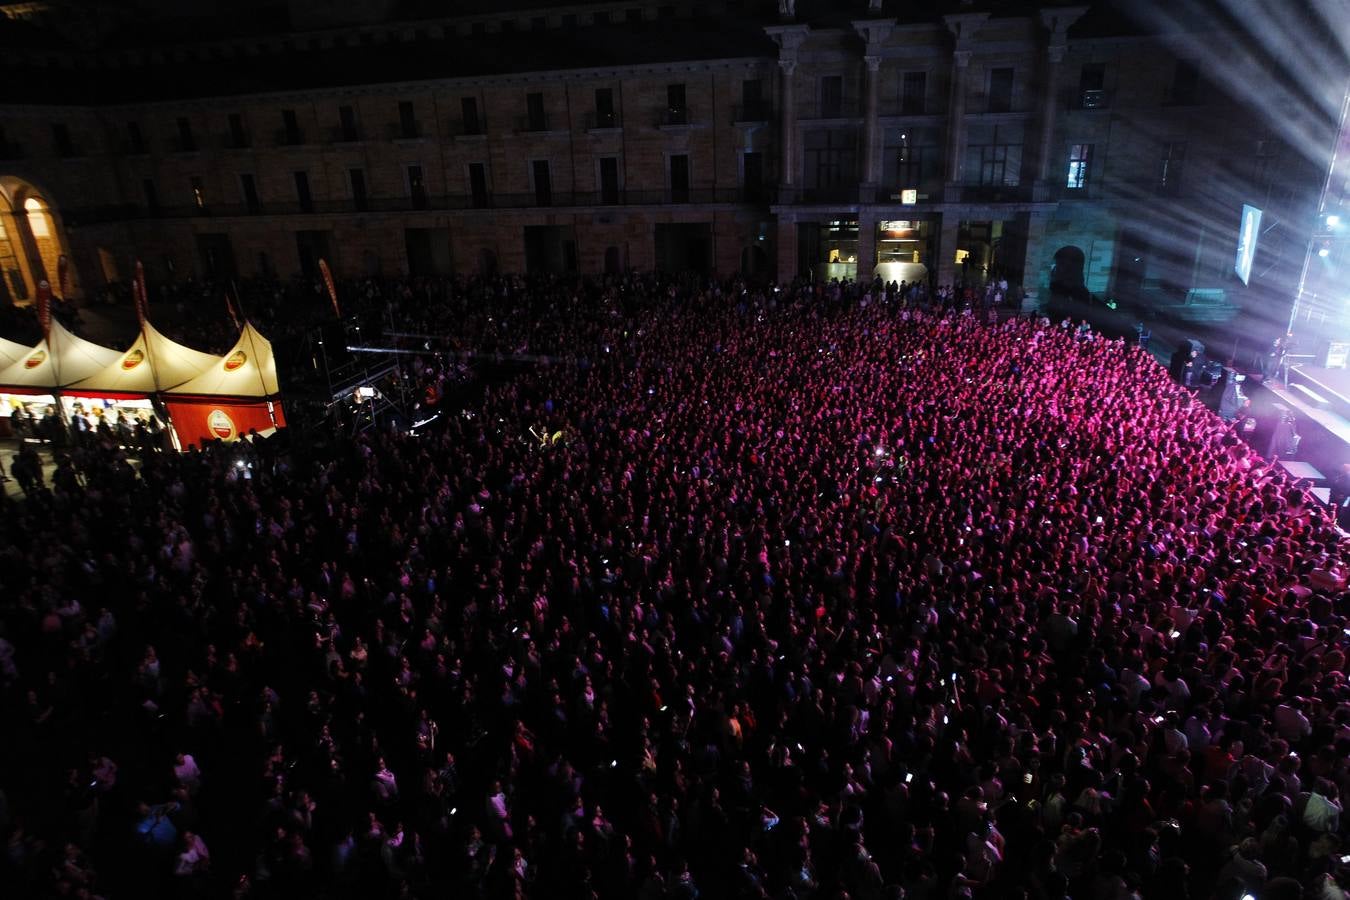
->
[319,258,341,318]
[57,254,71,299]
[36,279,51,340]
[133,259,148,325]
[223,289,242,331]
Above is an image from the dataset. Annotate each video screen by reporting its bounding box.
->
[1235,204,1262,285]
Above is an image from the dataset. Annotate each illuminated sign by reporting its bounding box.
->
[207,408,237,440]
[901,189,917,205]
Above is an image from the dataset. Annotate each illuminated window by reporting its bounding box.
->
[25,198,50,237]
[1066,143,1092,189]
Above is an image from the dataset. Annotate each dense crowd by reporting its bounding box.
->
[2,274,1349,900]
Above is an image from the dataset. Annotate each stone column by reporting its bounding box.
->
[1035,44,1065,183]
[861,55,882,190]
[779,60,798,190]
[776,214,798,283]
[936,212,962,288]
[945,50,971,185]
[857,213,877,283]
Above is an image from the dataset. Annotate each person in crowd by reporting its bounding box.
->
[1,271,1348,900]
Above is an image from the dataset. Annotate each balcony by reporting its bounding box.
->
[732,102,772,124]
[389,122,424,141]
[775,185,863,205]
[60,187,772,223]
[1078,89,1110,110]
[519,114,555,133]
[945,182,1034,203]
[806,100,861,120]
[586,111,621,131]
[658,108,692,128]
[454,119,488,138]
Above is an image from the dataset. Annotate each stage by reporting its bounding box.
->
[1254,365,1350,507]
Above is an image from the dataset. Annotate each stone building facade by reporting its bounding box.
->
[0,0,1324,315]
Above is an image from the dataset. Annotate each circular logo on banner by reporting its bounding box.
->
[223,351,247,372]
[121,349,145,370]
[24,350,46,369]
[207,408,237,441]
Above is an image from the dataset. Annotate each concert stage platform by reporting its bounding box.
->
[1258,366,1350,505]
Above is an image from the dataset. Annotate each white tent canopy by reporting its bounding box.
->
[165,322,280,399]
[0,336,29,371]
[0,320,122,391]
[67,322,222,395]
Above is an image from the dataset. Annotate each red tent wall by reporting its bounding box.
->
[164,399,286,447]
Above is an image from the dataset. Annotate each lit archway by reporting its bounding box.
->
[24,198,61,289]
[0,178,77,304]
[0,196,27,303]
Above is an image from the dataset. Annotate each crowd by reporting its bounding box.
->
[1,273,1349,900]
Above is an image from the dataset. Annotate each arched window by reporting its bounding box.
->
[24,198,50,237]
[22,196,61,287]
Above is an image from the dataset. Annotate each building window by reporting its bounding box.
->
[1170,60,1199,105]
[666,83,687,125]
[669,154,690,202]
[987,67,1014,113]
[526,92,547,131]
[966,125,1022,186]
[595,88,616,128]
[228,113,248,148]
[240,173,260,213]
[350,168,368,211]
[741,78,767,120]
[1066,143,1092,189]
[282,109,302,145]
[901,71,926,115]
[599,156,620,204]
[339,104,359,141]
[462,97,482,135]
[399,101,418,139]
[531,160,552,206]
[52,123,74,157]
[468,162,489,208]
[1079,64,1106,108]
[176,117,196,152]
[407,164,427,209]
[190,176,206,209]
[294,171,312,212]
[743,151,764,201]
[820,75,844,118]
[1159,142,1186,195]
[127,121,145,154]
[978,145,1009,185]
[803,129,858,193]
[887,128,937,190]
